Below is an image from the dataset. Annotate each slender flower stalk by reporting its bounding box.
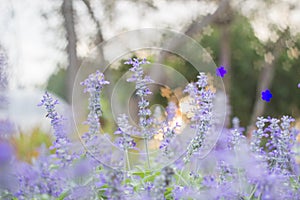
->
[38,92,73,166]
[159,102,180,156]
[80,70,109,155]
[125,58,153,168]
[183,73,215,163]
[114,114,137,170]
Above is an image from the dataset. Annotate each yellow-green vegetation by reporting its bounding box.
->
[11,128,52,163]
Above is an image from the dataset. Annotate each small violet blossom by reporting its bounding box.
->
[114,114,137,150]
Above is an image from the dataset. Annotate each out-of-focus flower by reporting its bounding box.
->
[96,169,126,199]
[0,119,15,139]
[0,141,14,166]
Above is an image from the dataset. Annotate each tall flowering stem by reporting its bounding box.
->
[183,73,215,163]
[251,116,297,175]
[159,102,180,157]
[80,70,109,154]
[38,92,73,166]
[125,58,153,168]
[114,114,137,170]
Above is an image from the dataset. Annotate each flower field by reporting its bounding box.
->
[1,58,300,200]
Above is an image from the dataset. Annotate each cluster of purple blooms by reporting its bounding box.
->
[0,58,300,200]
[183,72,215,163]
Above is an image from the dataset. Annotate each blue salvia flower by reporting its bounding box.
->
[250,117,268,158]
[96,170,126,200]
[159,102,180,157]
[166,101,177,122]
[38,92,73,166]
[15,157,64,199]
[268,116,295,175]
[252,172,294,200]
[151,167,174,200]
[228,117,245,149]
[183,72,215,163]
[114,114,137,150]
[80,70,109,153]
[251,116,297,176]
[159,124,180,158]
[217,160,233,184]
[125,58,153,138]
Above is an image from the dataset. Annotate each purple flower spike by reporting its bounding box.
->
[216,66,227,78]
[39,92,74,165]
[297,83,300,88]
[261,89,272,102]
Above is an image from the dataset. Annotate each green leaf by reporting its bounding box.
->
[164,187,173,199]
[56,191,69,200]
[143,172,160,182]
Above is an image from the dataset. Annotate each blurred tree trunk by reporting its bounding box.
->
[249,61,276,125]
[62,0,78,104]
[156,0,230,64]
[81,0,106,63]
[215,0,233,127]
[248,32,288,136]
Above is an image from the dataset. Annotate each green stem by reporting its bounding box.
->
[248,184,258,200]
[234,149,242,193]
[144,137,151,169]
[125,149,131,171]
[174,168,188,185]
[176,167,185,185]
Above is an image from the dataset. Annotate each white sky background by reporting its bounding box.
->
[0,0,300,89]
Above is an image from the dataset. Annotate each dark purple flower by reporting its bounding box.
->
[216,66,227,78]
[261,89,272,102]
